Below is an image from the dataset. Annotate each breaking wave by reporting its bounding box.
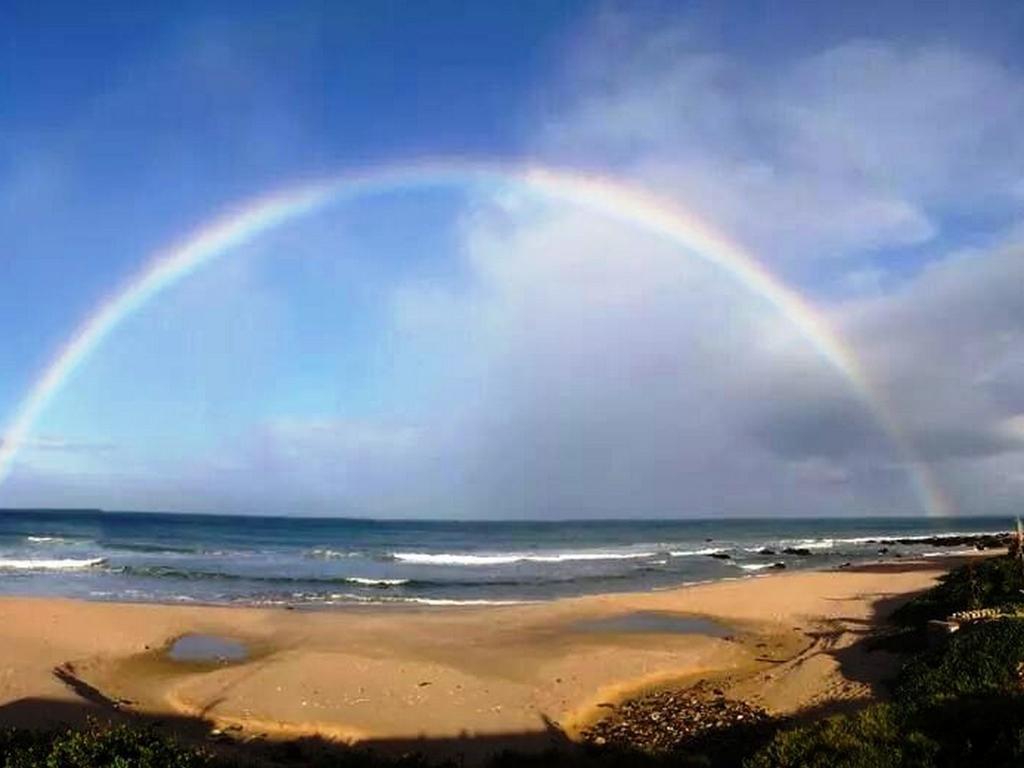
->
[669,547,726,557]
[389,551,656,566]
[0,557,106,571]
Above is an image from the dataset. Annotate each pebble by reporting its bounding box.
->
[580,682,772,754]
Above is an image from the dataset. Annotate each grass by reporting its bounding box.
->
[744,704,937,768]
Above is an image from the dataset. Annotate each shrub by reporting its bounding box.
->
[0,722,209,768]
[904,694,1024,765]
[892,557,1024,626]
[894,618,1024,705]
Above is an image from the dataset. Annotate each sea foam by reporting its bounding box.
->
[669,547,726,557]
[390,551,655,566]
[344,577,410,587]
[737,562,784,572]
[0,557,105,571]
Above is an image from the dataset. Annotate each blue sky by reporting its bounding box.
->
[2,1,1024,517]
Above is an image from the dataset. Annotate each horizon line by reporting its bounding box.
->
[0,507,1010,523]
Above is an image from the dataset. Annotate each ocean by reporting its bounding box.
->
[0,510,1010,607]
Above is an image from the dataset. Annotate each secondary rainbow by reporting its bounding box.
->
[0,159,950,516]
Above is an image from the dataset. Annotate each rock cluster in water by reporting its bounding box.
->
[782,547,812,556]
[580,684,772,754]
[870,533,1011,549]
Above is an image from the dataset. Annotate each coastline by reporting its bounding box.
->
[0,556,982,757]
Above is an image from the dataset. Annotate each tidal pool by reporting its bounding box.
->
[167,633,248,663]
[574,611,733,638]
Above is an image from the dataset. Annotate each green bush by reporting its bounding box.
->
[892,557,1024,626]
[894,618,1024,705]
[0,722,209,768]
[903,694,1024,765]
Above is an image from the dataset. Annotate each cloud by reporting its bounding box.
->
[19,437,116,454]
[7,11,1024,519]
[533,20,1024,271]
[376,21,1024,516]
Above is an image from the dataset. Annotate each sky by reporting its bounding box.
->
[1,0,1023,518]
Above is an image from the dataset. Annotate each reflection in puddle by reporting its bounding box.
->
[167,634,248,663]
[574,611,732,637]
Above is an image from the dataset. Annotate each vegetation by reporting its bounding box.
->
[894,618,1024,705]
[891,555,1024,626]
[749,555,1024,768]
[0,722,209,768]
[3,556,1024,767]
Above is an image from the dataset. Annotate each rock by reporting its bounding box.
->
[782,547,812,556]
[758,548,776,556]
[871,533,1011,549]
[770,562,786,569]
[707,552,732,560]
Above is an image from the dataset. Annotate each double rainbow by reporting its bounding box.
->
[0,160,949,516]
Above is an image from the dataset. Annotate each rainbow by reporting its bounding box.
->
[0,160,950,516]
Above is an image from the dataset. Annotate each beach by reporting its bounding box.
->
[0,559,960,758]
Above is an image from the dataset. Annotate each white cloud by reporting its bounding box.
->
[532,23,1024,271]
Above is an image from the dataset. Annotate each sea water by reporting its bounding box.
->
[0,510,1009,607]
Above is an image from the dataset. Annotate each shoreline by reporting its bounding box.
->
[0,556,987,757]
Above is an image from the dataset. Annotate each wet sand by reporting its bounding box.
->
[0,560,962,753]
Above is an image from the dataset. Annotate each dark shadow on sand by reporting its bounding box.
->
[0,694,577,767]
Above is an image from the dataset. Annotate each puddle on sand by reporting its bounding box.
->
[573,611,733,638]
[167,634,248,664]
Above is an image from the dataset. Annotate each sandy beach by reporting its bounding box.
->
[0,560,959,757]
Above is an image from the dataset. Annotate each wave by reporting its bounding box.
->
[307,548,360,560]
[114,565,409,586]
[243,591,530,607]
[0,557,106,571]
[669,547,726,557]
[389,550,656,566]
[343,577,410,587]
[391,596,529,606]
[98,541,206,555]
[737,562,785,572]
[109,564,644,590]
[321,593,528,607]
[25,535,69,544]
[784,539,835,550]
[921,549,981,558]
